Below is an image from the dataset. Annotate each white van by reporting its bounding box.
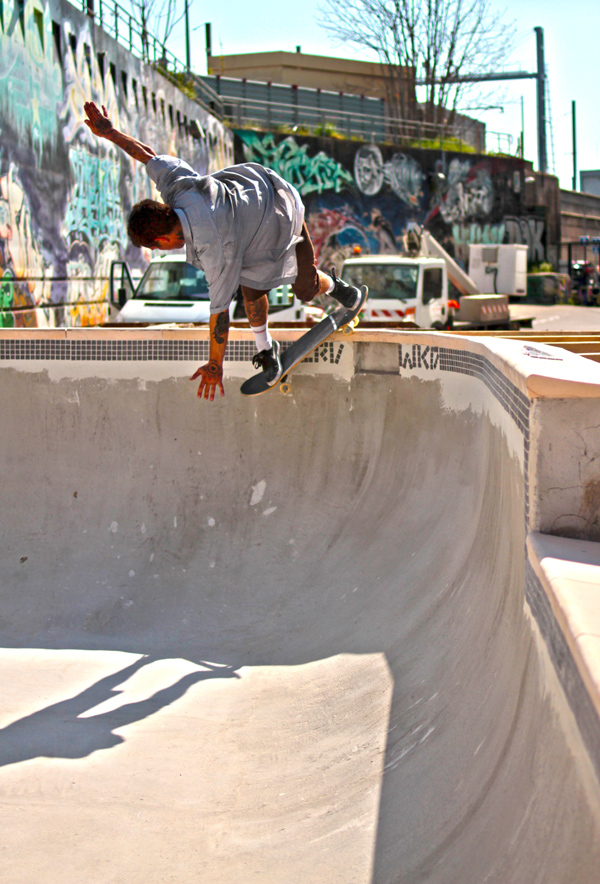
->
[112,255,324,324]
[341,255,457,329]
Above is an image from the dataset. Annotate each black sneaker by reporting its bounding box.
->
[329,269,361,311]
[252,340,283,386]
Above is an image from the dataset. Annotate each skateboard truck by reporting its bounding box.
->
[342,316,361,335]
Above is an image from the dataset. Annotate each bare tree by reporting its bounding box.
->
[129,0,186,65]
[318,0,515,133]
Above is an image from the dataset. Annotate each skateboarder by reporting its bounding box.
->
[83,101,361,400]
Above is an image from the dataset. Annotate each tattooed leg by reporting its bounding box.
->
[241,288,273,353]
[242,291,269,327]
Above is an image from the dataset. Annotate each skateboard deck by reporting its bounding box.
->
[240,286,368,397]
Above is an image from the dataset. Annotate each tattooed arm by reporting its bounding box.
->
[83,102,156,164]
[190,310,230,401]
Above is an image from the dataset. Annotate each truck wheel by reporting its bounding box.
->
[431,321,445,330]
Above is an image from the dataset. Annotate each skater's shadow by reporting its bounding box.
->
[0,655,239,767]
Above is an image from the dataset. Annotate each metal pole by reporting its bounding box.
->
[205,23,212,72]
[520,95,524,158]
[572,100,577,191]
[185,0,191,72]
[534,26,547,174]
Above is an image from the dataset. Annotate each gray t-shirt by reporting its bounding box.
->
[146,156,305,314]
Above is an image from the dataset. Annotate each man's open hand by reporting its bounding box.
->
[84,102,113,138]
[191,363,225,401]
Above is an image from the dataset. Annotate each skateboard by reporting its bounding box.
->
[240,286,368,397]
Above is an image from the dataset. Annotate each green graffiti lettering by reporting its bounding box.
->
[0,0,63,147]
[237,132,353,196]
[65,147,126,247]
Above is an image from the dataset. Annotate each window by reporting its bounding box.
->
[52,21,62,63]
[97,51,105,81]
[121,71,128,99]
[33,8,43,49]
[135,264,210,302]
[422,268,443,304]
[83,43,92,77]
[343,263,419,301]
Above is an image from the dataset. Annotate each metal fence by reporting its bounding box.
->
[206,76,514,153]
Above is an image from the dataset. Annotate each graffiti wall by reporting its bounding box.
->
[236,131,545,274]
[0,0,232,327]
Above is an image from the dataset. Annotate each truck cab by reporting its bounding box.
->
[341,256,453,328]
[110,255,324,324]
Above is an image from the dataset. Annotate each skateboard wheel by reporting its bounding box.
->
[343,321,357,335]
[280,381,292,395]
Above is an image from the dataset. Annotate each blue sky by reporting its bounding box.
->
[166,0,599,190]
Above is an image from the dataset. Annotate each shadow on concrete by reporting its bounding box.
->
[0,655,239,767]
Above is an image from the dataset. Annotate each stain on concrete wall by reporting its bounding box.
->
[0,0,232,327]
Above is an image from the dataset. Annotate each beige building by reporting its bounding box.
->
[207,50,415,115]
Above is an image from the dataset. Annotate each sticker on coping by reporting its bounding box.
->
[522,344,563,361]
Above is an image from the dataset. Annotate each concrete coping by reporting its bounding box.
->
[1,326,600,400]
[527,532,600,723]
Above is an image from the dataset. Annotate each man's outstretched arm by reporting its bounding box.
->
[190,311,230,401]
[83,101,156,165]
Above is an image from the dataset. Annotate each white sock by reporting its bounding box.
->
[324,274,335,294]
[251,322,272,352]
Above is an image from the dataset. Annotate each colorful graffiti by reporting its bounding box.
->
[234,131,538,272]
[0,0,63,157]
[237,131,354,196]
[354,145,424,207]
[0,0,232,326]
[429,159,494,225]
[64,147,125,247]
[0,164,53,326]
[504,216,545,264]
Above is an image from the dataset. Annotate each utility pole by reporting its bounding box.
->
[205,22,212,73]
[184,0,191,73]
[572,100,578,191]
[520,95,524,159]
[534,26,547,174]
[415,28,547,173]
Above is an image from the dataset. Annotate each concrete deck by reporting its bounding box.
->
[1,328,600,883]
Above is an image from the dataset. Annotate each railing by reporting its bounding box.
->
[217,93,513,154]
[78,0,225,116]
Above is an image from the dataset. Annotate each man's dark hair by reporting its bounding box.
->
[127,199,179,248]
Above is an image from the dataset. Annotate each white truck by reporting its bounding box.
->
[109,254,324,325]
[341,230,531,330]
[340,255,458,329]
